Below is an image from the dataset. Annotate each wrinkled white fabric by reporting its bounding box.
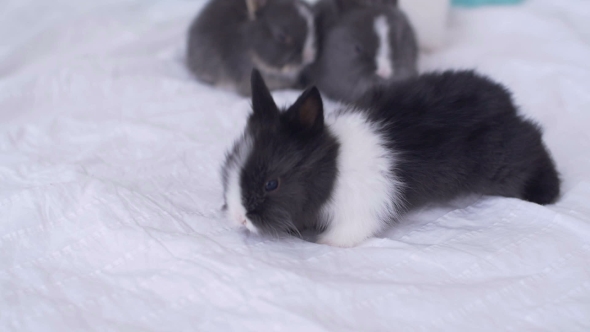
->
[1,0,590,331]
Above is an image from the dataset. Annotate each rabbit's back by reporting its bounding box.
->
[362,71,560,208]
[187,0,249,87]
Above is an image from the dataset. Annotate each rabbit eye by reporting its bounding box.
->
[354,45,363,55]
[265,179,280,192]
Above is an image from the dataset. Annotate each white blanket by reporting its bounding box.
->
[1,0,589,330]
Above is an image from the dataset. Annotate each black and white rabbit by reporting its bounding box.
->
[186,0,316,96]
[221,70,560,247]
[304,0,418,103]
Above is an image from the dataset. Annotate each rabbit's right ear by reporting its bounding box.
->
[285,86,325,135]
[251,69,279,122]
[246,0,268,20]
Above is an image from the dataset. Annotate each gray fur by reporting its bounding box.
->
[306,0,418,103]
[186,0,315,95]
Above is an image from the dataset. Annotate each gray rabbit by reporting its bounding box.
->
[186,0,317,95]
[306,0,418,103]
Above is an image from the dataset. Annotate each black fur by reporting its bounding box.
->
[229,70,339,234]
[359,70,560,208]
[223,69,560,241]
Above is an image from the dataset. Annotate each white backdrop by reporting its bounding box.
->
[1,0,590,331]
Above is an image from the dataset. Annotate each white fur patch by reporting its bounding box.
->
[296,4,317,65]
[224,134,259,234]
[318,110,403,247]
[373,15,394,79]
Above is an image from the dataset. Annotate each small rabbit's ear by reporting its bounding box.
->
[285,87,325,135]
[246,0,268,20]
[250,69,279,122]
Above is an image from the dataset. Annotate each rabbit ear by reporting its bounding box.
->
[245,0,268,20]
[285,87,325,135]
[250,69,279,122]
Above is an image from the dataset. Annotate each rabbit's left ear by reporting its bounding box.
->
[250,69,279,123]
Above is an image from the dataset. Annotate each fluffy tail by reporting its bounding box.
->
[522,149,560,205]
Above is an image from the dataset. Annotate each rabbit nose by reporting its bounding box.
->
[303,48,315,64]
[234,213,247,226]
[376,66,393,79]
